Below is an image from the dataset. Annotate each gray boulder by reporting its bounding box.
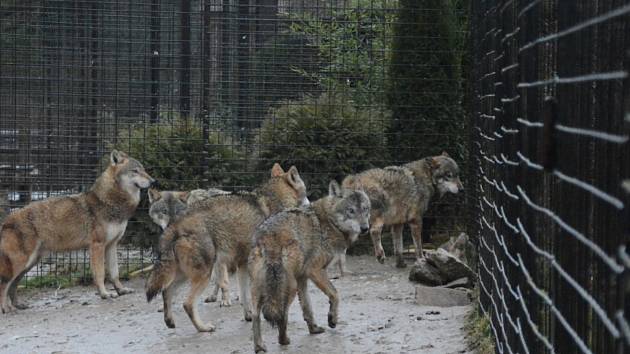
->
[414,285,471,307]
[425,248,475,282]
[408,258,443,286]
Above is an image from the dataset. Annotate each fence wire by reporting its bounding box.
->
[0,1,469,288]
[472,1,630,353]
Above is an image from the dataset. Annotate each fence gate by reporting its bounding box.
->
[471,1,630,353]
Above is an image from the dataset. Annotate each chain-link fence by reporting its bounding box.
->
[471,1,630,353]
[0,0,469,287]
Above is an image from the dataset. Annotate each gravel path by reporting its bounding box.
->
[0,256,471,354]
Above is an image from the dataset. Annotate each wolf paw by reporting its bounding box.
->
[377,255,386,264]
[278,335,290,346]
[205,295,218,303]
[220,298,232,307]
[197,323,216,332]
[308,324,326,334]
[164,317,176,328]
[116,287,134,296]
[254,344,267,353]
[244,310,253,322]
[1,302,16,314]
[328,313,337,328]
[99,291,118,299]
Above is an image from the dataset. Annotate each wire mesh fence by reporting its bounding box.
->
[471,1,630,353]
[0,1,469,288]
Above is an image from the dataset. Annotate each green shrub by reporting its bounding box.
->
[112,118,254,190]
[258,92,391,199]
[110,118,256,247]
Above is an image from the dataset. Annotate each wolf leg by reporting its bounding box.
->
[162,280,182,328]
[252,292,267,353]
[339,250,351,276]
[218,263,231,306]
[0,277,15,314]
[369,220,386,264]
[90,238,116,299]
[309,269,339,328]
[106,241,134,296]
[392,224,406,268]
[278,310,291,346]
[409,219,424,263]
[9,263,37,310]
[8,243,41,310]
[205,272,221,303]
[298,277,325,334]
[183,274,214,332]
[237,266,252,321]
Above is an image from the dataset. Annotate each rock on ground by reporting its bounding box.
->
[415,285,472,307]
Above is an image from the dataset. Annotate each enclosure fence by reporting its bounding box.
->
[0,1,468,287]
[471,1,630,354]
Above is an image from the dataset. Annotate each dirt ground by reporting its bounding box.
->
[0,256,471,354]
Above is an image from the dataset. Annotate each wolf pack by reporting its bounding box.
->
[0,150,463,352]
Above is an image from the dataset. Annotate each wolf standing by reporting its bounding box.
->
[342,152,463,267]
[145,164,309,332]
[249,181,370,353]
[0,150,155,313]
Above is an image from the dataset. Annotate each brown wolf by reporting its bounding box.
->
[249,181,370,352]
[147,188,231,305]
[342,152,463,268]
[0,150,155,313]
[145,164,309,332]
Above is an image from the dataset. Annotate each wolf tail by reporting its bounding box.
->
[146,230,178,302]
[261,249,289,327]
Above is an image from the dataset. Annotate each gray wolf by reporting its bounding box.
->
[342,152,463,267]
[148,187,232,305]
[248,180,370,352]
[145,164,309,332]
[0,150,155,313]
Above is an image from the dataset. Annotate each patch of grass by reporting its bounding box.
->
[18,262,147,290]
[465,291,495,354]
[19,271,92,289]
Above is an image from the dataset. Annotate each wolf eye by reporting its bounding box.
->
[133,168,140,173]
[347,208,355,216]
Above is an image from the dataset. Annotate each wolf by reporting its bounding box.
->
[342,152,463,268]
[147,187,231,305]
[148,188,231,230]
[145,164,309,332]
[249,180,370,352]
[0,150,155,313]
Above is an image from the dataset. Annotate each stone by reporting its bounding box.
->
[414,285,471,307]
[441,277,473,289]
[425,248,475,282]
[408,258,443,285]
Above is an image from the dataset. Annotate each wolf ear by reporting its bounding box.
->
[441,151,450,158]
[329,180,342,198]
[148,188,161,203]
[176,191,190,203]
[430,157,441,169]
[286,166,300,184]
[271,163,285,177]
[110,150,127,165]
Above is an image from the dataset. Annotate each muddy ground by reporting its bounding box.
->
[0,256,471,354]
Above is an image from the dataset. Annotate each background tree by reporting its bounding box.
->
[387,0,465,162]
